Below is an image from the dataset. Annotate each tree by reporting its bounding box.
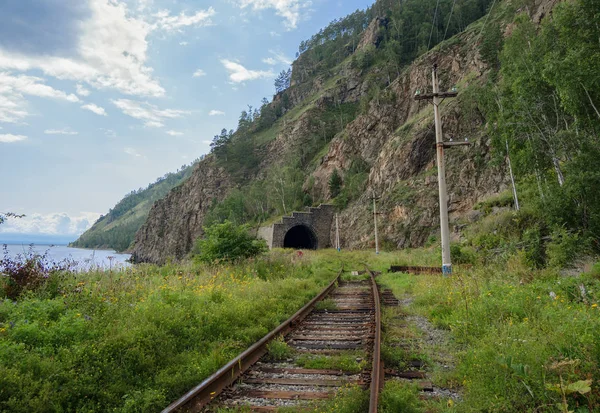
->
[274,68,292,93]
[210,128,232,160]
[328,169,343,198]
[0,213,24,226]
[194,221,267,264]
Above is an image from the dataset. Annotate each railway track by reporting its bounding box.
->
[163,267,382,413]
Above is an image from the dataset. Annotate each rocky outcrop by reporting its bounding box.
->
[130,157,233,264]
[356,17,388,51]
[131,0,560,264]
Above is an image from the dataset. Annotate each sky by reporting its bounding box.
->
[0,0,374,242]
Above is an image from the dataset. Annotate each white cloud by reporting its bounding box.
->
[179,41,189,46]
[262,57,277,65]
[0,72,80,102]
[208,110,225,116]
[0,134,27,143]
[267,49,293,65]
[152,7,215,32]
[270,31,280,37]
[112,98,189,128]
[44,128,78,135]
[202,140,212,144]
[192,69,206,77]
[76,84,90,96]
[237,0,308,29]
[0,2,213,99]
[81,103,107,116]
[0,212,101,236]
[99,128,116,137]
[0,0,164,97]
[166,130,183,136]
[0,72,84,123]
[220,59,274,83]
[124,146,143,157]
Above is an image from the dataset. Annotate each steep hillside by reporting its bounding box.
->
[132,0,598,264]
[71,160,199,252]
[131,0,499,264]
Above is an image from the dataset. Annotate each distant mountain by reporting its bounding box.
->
[0,233,74,246]
[70,160,201,252]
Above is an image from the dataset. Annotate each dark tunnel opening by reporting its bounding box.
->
[283,225,318,250]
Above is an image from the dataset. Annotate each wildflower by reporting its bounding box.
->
[592,303,598,308]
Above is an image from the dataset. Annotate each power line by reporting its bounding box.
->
[427,0,441,50]
[476,0,498,43]
[443,0,458,40]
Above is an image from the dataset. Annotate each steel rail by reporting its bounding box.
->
[162,266,344,413]
[366,266,382,413]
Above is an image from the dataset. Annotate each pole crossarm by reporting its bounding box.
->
[437,141,471,148]
[414,91,458,100]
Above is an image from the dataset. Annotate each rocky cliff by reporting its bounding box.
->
[131,0,557,264]
[131,158,232,263]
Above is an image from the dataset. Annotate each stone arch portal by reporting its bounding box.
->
[283,225,318,250]
[257,204,334,250]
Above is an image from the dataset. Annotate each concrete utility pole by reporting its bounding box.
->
[506,139,520,211]
[335,213,341,251]
[415,64,467,275]
[371,192,381,255]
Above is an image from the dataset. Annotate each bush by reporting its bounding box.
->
[328,168,342,198]
[546,227,581,268]
[0,246,71,300]
[379,381,424,413]
[194,221,268,264]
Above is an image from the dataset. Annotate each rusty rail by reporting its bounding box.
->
[366,266,382,413]
[162,266,344,413]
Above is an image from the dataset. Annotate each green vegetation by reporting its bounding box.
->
[71,161,199,252]
[295,351,368,374]
[469,0,600,260]
[193,221,267,264]
[266,335,295,361]
[0,251,344,412]
[377,244,600,412]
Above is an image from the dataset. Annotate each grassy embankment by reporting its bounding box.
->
[375,248,600,413]
[0,250,351,412]
[2,246,599,412]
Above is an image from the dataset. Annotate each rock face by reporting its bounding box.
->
[131,0,558,264]
[308,30,508,249]
[130,157,232,264]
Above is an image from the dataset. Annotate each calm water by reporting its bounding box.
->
[1,244,131,271]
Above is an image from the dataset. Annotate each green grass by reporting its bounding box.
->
[295,351,368,374]
[377,252,600,412]
[0,250,342,412]
[266,335,295,361]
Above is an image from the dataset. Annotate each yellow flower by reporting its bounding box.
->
[592,303,598,308]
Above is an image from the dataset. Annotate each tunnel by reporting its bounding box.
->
[283,224,318,250]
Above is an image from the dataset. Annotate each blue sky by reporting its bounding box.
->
[0,0,373,242]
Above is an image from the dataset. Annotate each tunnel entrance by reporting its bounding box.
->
[283,225,318,250]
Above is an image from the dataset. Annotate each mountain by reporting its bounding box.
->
[70,161,200,252]
[130,0,506,264]
[124,0,597,265]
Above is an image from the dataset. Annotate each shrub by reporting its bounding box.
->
[194,221,268,264]
[266,336,294,361]
[328,168,342,198]
[379,381,424,413]
[0,246,71,299]
[546,227,581,268]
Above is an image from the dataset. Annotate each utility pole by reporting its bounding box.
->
[335,213,341,251]
[506,139,520,211]
[415,64,467,275]
[371,192,381,255]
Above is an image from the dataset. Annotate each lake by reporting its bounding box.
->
[1,244,131,271]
